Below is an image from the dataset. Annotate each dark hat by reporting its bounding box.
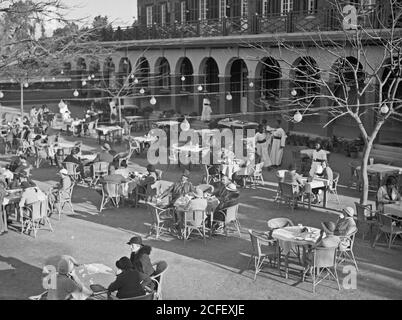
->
[146,164,156,173]
[20,181,31,190]
[182,169,190,178]
[127,235,143,245]
[19,154,27,160]
[321,221,336,235]
[115,257,133,271]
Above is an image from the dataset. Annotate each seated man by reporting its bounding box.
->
[376,176,400,212]
[48,169,73,212]
[334,206,358,250]
[128,236,155,277]
[19,182,47,222]
[101,165,127,184]
[303,221,340,276]
[94,143,114,164]
[212,175,231,199]
[107,257,153,300]
[211,183,240,233]
[283,163,305,194]
[160,169,195,207]
[47,256,92,300]
[63,147,83,175]
[136,164,158,201]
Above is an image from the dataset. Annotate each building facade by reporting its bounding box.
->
[68,0,401,144]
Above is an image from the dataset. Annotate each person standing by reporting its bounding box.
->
[201,97,212,122]
[255,125,272,169]
[269,119,287,167]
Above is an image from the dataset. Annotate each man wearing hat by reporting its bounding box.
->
[136,164,158,203]
[128,236,155,277]
[188,188,208,212]
[63,147,84,178]
[302,221,341,276]
[160,169,196,207]
[49,169,72,212]
[94,143,114,164]
[19,182,46,216]
[335,206,357,250]
[210,182,240,233]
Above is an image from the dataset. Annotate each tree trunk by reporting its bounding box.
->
[360,140,373,205]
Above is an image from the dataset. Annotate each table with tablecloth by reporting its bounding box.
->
[131,135,158,152]
[1,189,23,232]
[356,163,402,189]
[383,202,402,218]
[218,119,259,129]
[96,126,123,144]
[301,177,330,210]
[155,120,179,127]
[272,226,321,278]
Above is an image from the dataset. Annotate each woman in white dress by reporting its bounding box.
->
[255,125,272,168]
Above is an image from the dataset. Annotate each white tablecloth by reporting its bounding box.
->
[272,226,321,254]
[384,202,402,218]
[96,126,122,135]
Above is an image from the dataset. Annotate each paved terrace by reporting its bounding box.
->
[0,130,401,300]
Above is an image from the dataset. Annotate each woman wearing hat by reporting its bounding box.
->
[107,256,153,299]
[93,143,114,164]
[334,206,358,250]
[210,182,239,232]
[128,236,155,277]
[160,169,196,207]
[136,164,158,203]
[302,221,340,276]
[376,176,401,213]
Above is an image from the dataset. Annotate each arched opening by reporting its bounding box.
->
[257,57,281,101]
[62,62,72,76]
[177,57,194,92]
[155,57,171,90]
[135,57,150,89]
[87,60,101,98]
[199,57,219,95]
[118,57,133,89]
[290,56,320,104]
[103,57,116,89]
[229,59,248,114]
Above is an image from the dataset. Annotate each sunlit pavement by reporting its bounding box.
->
[0,131,402,300]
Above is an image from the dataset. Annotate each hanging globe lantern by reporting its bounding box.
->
[87,75,91,80]
[291,89,297,96]
[197,85,203,91]
[24,82,29,88]
[61,70,64,75]
[139,88,145,94]
[150,96,157,105]
[226,92,233,101]
[380,104,389,114]
[73,90,79,97]
[134,77,139,84]
[82,80,87,86]
[249,82,254,88]
[293,111,303,123]
[41,77,45,82]
[180,117,190,131]
[0,91,4,98]
[91,74,95,79]
[181,76,186,82]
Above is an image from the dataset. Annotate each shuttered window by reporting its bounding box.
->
[281,0,293,15]
[146,6,153,27]
[181,1,186,23]
[161,3,167,26]
[219,0,227,18]
[187,0,199,22]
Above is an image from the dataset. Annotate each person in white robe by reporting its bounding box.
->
[310,142,328,177]
[269,120,287,167]
[201,97,212,122]
[255,125,272,168]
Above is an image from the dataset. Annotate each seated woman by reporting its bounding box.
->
[283,163,305,194]
[47,255,92,300]
[311,160,333,204]
[107,257,153,300]
[377,176,400,212]
[128,236,155,277]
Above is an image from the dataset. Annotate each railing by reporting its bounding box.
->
[98,5,392,42]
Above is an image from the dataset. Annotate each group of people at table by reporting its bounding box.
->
[42,235,161,300]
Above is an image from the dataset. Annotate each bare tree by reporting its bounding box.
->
[248,0,402,204]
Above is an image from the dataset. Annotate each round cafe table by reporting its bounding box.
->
[271,226,321,279]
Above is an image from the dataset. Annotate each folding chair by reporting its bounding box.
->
[337,231,358,271]
[21,198,53,238]
[92,161,109,186]
[56,183,75,220]
[183,210,207,244]
[151,261,168,300]
[278,182,300,212]
[62,162,81,182]
[247,162,265,188]
[217,204,241,237]
[147,203,174,239]
[372,213,402,249]
[99,182,121,212]
[303,246,341,293]
[355,202,378,241]
[247,229,277,280]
